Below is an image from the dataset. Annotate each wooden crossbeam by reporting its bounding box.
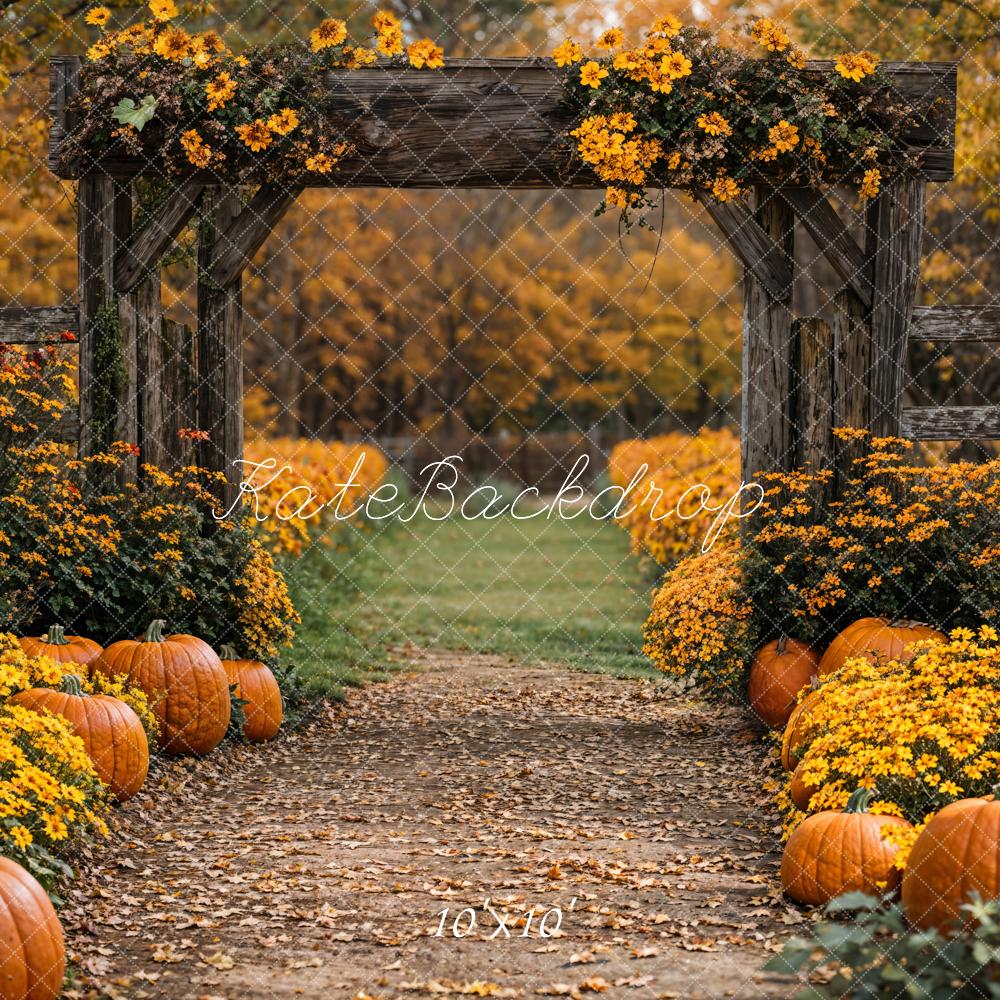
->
[208,183,302,289]
[698,194,793,302]
[0,305,79,343]
[114,180,205,293]
[902,405,1000,440]
[780,187,873,308]
[911,305,1000,343]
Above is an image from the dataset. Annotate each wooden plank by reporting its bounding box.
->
[0,306,79,343]
[197,187,245,515]
[780,187,872,308]
[48,57,80,174]
[699,194,793,302]
[49,56,957,184]
[209,183,302,289]
[911,305,1000,343]
[867,174,926,438]
[902,405,1000,440]
[161,318,198,466]
[130,270,166,470]
[114,180,206,293]
[795,317,835,474]
[741,186,796,483]
[112,181,138,482]
[831,289,872,484]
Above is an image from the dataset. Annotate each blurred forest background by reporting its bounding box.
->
[1,0,997,456]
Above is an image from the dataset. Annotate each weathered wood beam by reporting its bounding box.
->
[208,183,302,289]
[902,405,1000,440]
[198,187,245,514]
[741,187,796,486]
[795,317,835,474]
[831,289,872,485]
[0,306,79,343]
[114,180,205,293]
[911,304,1000,343]
[867,175,926,438]
[49,56,958,185]
[128,270,166,470]
[780,187,873,308]
[699,194,793,302]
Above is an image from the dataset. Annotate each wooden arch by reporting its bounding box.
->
[39,54,985,510]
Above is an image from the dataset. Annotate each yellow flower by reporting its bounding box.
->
[236,120,273,152]
[310,18,348,52]
[9,826,31,850]
[660,51,692,80]
[371,10,400,32]
[267,108,300,136]
[768,119,800,153]
[153,27,191,62]
[597,28,625,50]
[860,167,881,198]
[697,111,731,137]
[85,6,111,27]
[835,51,879,82]
[205,72,236,111]
[373,12,404,57]
[86,40,112,61]
[343,46,378,68]
[552,39,583,67]
[180,130,212,167]
[305,153,334,174]
[750,18,789,52]
[785,50,806,70]
[149,0,178,22]
[711,176,740,202]
[579,61,608,89]
[651,15,682,38]
[407,39,444,70]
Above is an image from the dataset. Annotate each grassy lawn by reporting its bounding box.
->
[283,509,659,698]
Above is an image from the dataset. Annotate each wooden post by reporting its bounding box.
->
[78,174,137,480]
[131,270,166,469]
[741,186,795,485]
[161,318,198,467]
[831,288,871,488]
[867,175,926,438]
[795,317,835,509]
[197,187,244,515]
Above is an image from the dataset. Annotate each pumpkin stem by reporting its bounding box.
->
[845,787,876,814]
[45,624,69,646]
[776,634,788,656]
[219,644,239,661]
[59,674,85,697]
[889,619,928,628]
[144,620,167,643]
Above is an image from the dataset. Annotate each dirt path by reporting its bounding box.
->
[63,654,798,1000]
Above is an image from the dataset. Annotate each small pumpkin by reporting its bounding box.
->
[789,760,819,812]
[94,620,230,757]
[0,856,65,1000]
[747,636,819,729]
[219,645,282,744]
[780,687,824,772]
[18,624,103,673]
[818,617,945,677]
[902,795,1000,933]
[10,674,149,802]
[780,787,912,906]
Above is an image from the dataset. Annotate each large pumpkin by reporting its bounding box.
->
[780,687,824,772]
[219,645,282,744]
[747,636,819,729]
[818,617,945,677]
[789,760,819,811]
[902,796,1000,933]
[0,857,65,1000]
[780,787,912,906]
[10,675,149,802]
[95,620,230,757]
[18,625,102,673]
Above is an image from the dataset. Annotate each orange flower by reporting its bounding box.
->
[236,120,273,152]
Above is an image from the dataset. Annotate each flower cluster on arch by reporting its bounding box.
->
[74,1,445,184]
[557,17,914,224]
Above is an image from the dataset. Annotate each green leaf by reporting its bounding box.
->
[825,891,881,914]
[111,95,158,132]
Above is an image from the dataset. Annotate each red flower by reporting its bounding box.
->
[178,427,210,441]
[60,331,77,343]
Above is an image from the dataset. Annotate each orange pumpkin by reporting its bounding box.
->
[219,645,282,744]
[902,796,1000,933]
[10,675,149,801]
[789,760,819,811]
[18,625,103,673]
[818,617,945,677]
[780,687,824,771]
[780,787,912,906]
[0,856,65,1000]
[95,620,230,757]
[747,636,819,729]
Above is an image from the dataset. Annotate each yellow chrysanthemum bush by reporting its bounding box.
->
[0,696,109,888]
[607,428,740,569]
[558,17,918,227]
[64,3,444,184]
[782,628,1000,866]
[243,437,388,558]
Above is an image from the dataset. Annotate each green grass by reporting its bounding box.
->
[283,510,659,698]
